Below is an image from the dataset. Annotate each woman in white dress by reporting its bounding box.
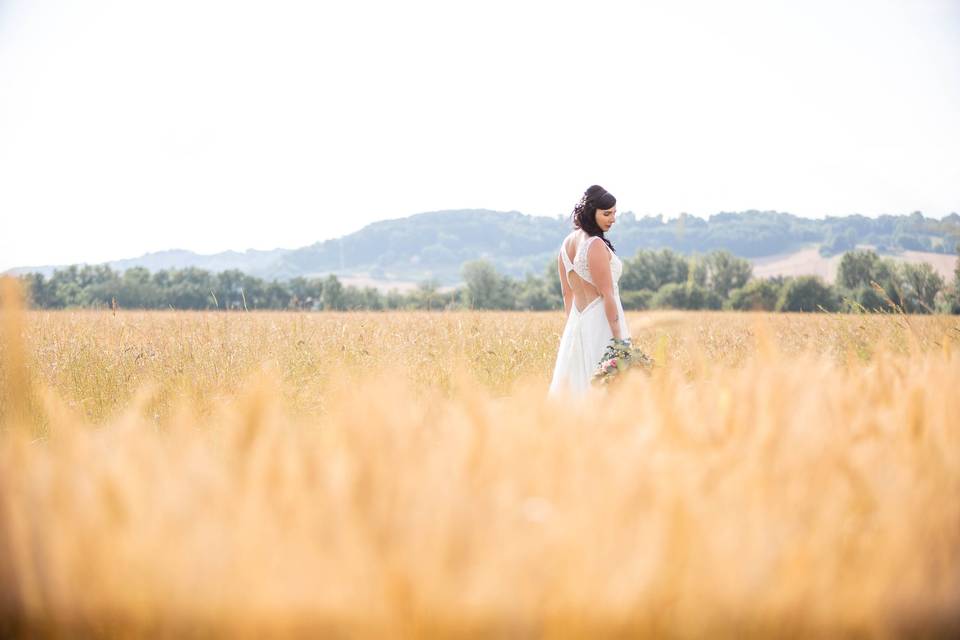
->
[548,185,631,397]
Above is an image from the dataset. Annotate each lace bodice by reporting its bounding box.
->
[560,234,622,294]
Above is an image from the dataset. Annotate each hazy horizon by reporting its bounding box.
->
[5,207,958,274]
[2,0,958,272]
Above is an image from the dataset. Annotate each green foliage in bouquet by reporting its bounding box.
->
[591,338,654,386]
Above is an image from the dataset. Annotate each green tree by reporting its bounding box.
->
[688,257,708,288]
[60,264,122,309]
[114,267,162,308]
[621,249,689,291]
[835,251,906,310]
[414,279,441,310]
[213,269,244,309]
[321,275,345,310]
[898,262,944,313]
[950,250,960,313]
[237,275,267,309]
[462,260,515,309]
[544,259,563,300]
[166,267,216,309]
[20,273,55,308]
[955,247,960,288]
[516,273,559,311]
[776,276,839,312]
[620,289,654,310]
[384,288,407,310]
[837,249,884,290]
[263,280,293,309]
[48,265,92,307]
[288,277,324,310]
[840,286,889,313]
[701,250,752,299]
[651,282,722,310]
[727,279,781,311]
[339,285,383,310]
[820,227,857,256]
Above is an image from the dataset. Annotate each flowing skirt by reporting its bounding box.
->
[548,294,630,398]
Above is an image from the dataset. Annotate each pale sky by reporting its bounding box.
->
[1,0,958,271]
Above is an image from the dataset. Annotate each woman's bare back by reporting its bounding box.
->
[561,231,602,313]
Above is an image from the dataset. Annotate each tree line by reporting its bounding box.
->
[15,248,960,314]
[122,209,953,284]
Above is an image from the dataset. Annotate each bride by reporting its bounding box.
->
[548,185,631,396]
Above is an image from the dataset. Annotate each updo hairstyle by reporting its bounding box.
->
[571,184,616,252]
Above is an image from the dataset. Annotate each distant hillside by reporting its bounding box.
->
[261,210,564,284]
[110,247,292,275]
[257,209,959,284]
[6,209,959,285]
[7,247,292,279]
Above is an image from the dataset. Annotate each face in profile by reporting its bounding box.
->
[595,206,616,232]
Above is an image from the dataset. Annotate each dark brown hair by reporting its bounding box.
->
[571,184,616,252]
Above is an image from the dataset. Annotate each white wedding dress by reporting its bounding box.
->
[548,234,630,397]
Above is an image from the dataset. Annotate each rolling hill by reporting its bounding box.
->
[6,209,958,287]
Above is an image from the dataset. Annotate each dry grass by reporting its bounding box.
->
[2,277,959,637]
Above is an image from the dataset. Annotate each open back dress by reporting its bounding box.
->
[548,234,630,397]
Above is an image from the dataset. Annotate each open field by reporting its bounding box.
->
[2,279,960,637]
[750,245,957,283]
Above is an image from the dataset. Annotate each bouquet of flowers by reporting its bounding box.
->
[591,337,653,386]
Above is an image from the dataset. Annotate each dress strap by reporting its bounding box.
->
[559,240,575,272]
[573,235,607,264]
[583,235,607,254]
[571,235,611,287]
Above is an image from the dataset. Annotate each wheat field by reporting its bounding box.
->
[1,277,959,638]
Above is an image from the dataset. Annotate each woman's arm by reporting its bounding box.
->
[587,239,622,339]
[557,253,573,316]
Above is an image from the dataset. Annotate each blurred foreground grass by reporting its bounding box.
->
[2,278,959,637]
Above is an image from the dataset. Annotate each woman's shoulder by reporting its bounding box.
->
[585,235,610,255]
